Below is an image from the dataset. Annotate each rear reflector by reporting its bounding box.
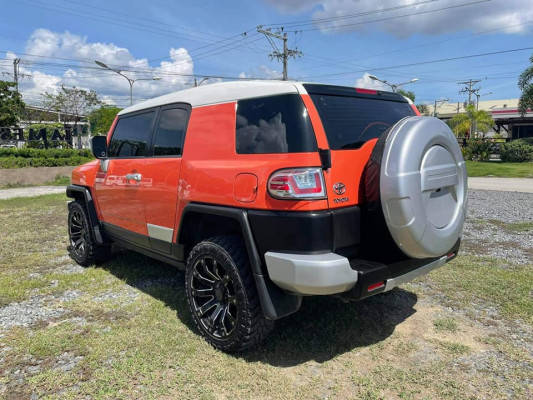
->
[447,252,455,258]
[367,282,385,292]
[356,88,377,95]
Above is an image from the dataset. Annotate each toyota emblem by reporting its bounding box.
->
[333,182,346,195]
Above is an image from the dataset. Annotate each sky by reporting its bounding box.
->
[0,0,532,109]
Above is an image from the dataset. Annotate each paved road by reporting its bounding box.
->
[468,177,533,193]
[0,186,67,200]
[0,178,532,200]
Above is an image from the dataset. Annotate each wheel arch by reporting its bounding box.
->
[177,203,302,320]
[66,185,109,245]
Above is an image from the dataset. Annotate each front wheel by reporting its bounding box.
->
[67,201,110,266]
[185,236,273,352]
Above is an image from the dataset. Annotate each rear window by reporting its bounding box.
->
[236,94,317,154]
[309,94,415,150]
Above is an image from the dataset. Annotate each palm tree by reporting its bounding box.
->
[447,104,494,138]
[518,55,533,115]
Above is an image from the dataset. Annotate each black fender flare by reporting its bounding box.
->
[178,203,302,320]
[66,185,108,245]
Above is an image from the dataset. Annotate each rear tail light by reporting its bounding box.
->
[268,168,326,200]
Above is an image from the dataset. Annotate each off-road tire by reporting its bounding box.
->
[67,200,110,267]
[185,235,273,352]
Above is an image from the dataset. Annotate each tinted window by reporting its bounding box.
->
[236,94,317,154]
[153,108,189,156]
[310,94,415,150]
[109,111,155,157]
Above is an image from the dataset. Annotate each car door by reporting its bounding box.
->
[94,109,157,245]
[142,104,191,254]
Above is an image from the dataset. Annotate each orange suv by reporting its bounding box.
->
[67,81,467,352]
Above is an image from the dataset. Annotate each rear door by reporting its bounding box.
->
[94,109,157,243]
[142,104,191,254]
[304,85,416,208]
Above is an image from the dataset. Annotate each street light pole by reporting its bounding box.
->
[95,61,161,106]
[433,98,449,117]
[368,75,418,92]
[475,92,492,110]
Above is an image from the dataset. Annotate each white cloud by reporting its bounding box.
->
[1,29,196,107]
[239,65,283,80]
[265,0,533,37]
[355,73,389,90]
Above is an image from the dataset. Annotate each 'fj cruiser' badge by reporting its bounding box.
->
[333,182,346,195]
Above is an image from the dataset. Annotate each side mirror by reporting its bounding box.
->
[91,136,108,159]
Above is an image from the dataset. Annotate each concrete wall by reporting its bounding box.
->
[0,166,74,186]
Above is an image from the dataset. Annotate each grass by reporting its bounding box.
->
[0,194,532,399]
[433,318,458,333]
[465,160,533,178]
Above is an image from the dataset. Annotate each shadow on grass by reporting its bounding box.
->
[97,249,418,367]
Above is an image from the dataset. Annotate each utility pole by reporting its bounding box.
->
[257,26,303,80]
[458,79,481,138]
[2,58,31,92]
[458,79,481,106]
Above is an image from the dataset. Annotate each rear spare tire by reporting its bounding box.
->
[366,116,467,259]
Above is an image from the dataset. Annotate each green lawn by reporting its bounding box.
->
[0,194,531,400]
[466,160,533,178]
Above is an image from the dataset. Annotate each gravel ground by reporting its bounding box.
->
[0,186,66,200]
[462,189,533,264]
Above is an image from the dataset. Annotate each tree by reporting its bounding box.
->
[42,85,101,133]
[447,104,494,138]
[396,89,415,102]
[416,104,431,116]
[518,54,533,115]
[0,80,25,126]
[89,105,122,135]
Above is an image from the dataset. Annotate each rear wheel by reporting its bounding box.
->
[68,201,110,266]
[185,235,273,352]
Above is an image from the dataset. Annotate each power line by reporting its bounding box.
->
[277,0,490,33]
[302,46,533,79]
[265,0,439,29]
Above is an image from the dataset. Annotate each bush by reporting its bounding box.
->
[0,156,94,169]
[0,148,94,168]
[500,139,533,162]
[0,148,92,159]
[465,140,492,162]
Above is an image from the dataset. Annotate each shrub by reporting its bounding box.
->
[466,140,492,162]
[0,148,92,159]
[500,139,533,162]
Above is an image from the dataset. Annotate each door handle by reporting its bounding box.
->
[125,173,142,182]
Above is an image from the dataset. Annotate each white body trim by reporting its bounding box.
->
[147,223,174,243]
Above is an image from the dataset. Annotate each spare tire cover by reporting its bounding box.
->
[378,116,467,259]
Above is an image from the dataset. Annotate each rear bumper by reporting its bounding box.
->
[265,252,358,295]
[265,241,459,298]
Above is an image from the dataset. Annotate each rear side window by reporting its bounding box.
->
[153,108,189,156]
[309,94,415,150]
[236,94,317,154]
[109,111,155,157]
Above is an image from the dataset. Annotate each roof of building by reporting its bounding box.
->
[118,80,307,115]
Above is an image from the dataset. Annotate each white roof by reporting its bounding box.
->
[118,80,307,115]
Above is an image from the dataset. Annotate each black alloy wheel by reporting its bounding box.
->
[67,201,109,266]
[69,205,88,260]
[189,255,239,339]
[185,236,273,352]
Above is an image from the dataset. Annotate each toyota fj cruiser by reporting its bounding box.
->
[67,81,467,352]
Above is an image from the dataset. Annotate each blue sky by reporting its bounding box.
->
[0,0,532,108]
